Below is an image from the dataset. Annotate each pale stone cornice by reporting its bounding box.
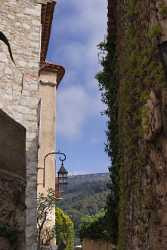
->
[39,70,58,87]
[39,63,65,88]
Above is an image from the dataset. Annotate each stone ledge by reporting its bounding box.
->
[40,63,65,87]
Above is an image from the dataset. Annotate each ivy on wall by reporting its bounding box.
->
[96,0,167,249]
[117,0,167,248]
[96,0,119,245]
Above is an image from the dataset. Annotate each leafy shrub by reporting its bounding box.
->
[79,210,110,241]
[55,208,74,250]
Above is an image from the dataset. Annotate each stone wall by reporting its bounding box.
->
[0,110,26,249]
[0,1,42,249]
[0,171,26,250]
[107,0,167,249]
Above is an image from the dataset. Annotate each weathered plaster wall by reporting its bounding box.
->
[0,1,42,249]
[37,70,58,246]
[38,72,58,194]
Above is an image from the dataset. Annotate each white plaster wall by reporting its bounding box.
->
[37,72,58,246]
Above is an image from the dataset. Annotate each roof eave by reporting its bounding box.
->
[40,63,65,88]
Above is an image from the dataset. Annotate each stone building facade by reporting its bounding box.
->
[37,2,65,247]
[37,1,65,197]
[0,110,26,250]
[0,0,64,249]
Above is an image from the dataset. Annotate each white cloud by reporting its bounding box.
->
[51,0,107,70]
[55,0,107,37]
[56,85,104,139]
[50,0,107,139]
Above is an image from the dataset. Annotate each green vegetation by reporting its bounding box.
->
[116,1,165,248]
[80,210,110,241]
[58,174,109,241]
[55,208,74,250]
[96,0,166,249]
[37,189,74,249]
[96,3,120,244]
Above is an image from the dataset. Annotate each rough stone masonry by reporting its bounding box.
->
[107,0,167,249]
[0,0,55,249]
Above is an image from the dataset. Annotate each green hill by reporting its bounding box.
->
[57,173,109,241]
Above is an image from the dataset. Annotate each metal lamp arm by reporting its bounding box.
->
[43,151,66,188]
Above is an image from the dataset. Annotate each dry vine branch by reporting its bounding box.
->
[37,189,57,250]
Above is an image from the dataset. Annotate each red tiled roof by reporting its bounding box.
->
[40,1,65,86]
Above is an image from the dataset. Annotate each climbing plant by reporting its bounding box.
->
[116,1,167,248]
[96,0,167,249]
[96,0,119,244]
[37,189,57,249]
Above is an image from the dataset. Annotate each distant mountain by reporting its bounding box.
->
[57,173,109,241]
[67,172,109,186]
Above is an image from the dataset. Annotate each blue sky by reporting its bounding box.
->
[47,0,109,175]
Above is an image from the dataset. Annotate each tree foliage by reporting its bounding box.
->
[58,175,108,240]
[55,207,74,250]
[96,19,119,245]
[79,210,110,241]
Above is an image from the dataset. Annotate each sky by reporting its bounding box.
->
[47,0,109,175]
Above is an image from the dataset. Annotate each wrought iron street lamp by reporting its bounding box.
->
[43,151,68,189]
[58,159,68,193]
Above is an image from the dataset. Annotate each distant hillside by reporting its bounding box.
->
[68,173,109,185]
[57,173,109,241]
